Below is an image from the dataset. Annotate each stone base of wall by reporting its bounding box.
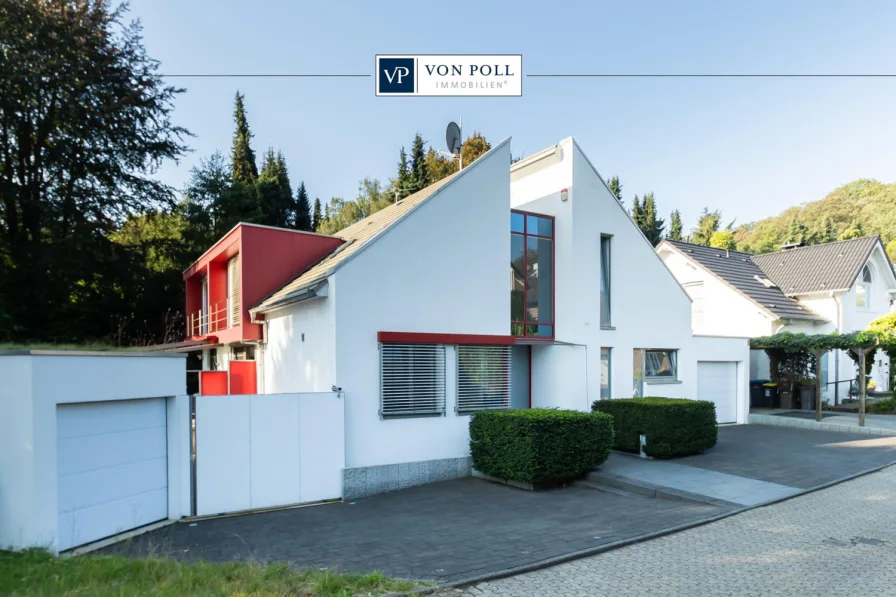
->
[343,456,472,500]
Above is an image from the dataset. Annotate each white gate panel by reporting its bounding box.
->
[299,396,345,502]
[195,395,251,515]
[250,395,301,509]
[195,393,344,517]
[697,361,738,424]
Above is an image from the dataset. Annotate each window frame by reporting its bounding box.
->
[456,345,512,415]
[379,343,447,418]
[600,234,613,328]
[856,264,872,309]
[644,348,679,381]
[511,209,556,338]
[600,347,612,400]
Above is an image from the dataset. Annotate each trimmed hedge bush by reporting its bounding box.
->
[469,409,614,486]
[592,397,717,459]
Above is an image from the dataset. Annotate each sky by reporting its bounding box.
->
[129,0,896,231]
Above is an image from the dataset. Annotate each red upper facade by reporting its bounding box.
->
[183,223,344,344]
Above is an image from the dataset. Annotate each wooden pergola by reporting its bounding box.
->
[749,332,890,426]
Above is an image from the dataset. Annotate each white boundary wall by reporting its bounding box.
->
[0,351,188,552]
[194,392,344,516]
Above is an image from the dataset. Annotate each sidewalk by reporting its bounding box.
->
[750,408,896,435]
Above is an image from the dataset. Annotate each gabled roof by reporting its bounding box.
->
[661,240,824,322]
[251,138,511,314]
[750,236,882,295]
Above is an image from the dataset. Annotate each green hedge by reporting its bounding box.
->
[592,398,717,459]
[469,409,614,486]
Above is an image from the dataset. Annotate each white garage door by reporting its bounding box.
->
[697,361,738,424]
[57,399,168,551]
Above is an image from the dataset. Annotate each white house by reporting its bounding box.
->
[658,237,896,402]
[181,137,749,500]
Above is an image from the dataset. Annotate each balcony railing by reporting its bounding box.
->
[188,299,230,337]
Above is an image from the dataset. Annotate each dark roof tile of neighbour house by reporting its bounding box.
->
[663,240,824,322]
[750,236,882,295]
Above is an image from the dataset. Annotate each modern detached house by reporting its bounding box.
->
[658,236,896,402]
[181,137,749,496]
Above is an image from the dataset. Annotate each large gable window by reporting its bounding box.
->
[380,344,446,418]
[511,210,554,337]
[856,264,872,308]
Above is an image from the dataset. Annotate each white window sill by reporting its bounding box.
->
[645,379,682,385]
[600,324,615,330]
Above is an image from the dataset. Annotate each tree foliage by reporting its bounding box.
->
[312,198,323,231]
[316,177,391,235]
[692,208,722,245]
[668,210,684,241]
[639,192,665,246]
[607,176,623,204]
[0,0,189,342]
[709,230,736,250]
[230,92,258,185]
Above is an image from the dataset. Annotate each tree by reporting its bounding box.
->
[312,198,323,231]
[839,221,866,240]
[631,195,643,228]
[709,230,736,250]
[256,149,295,228]
[640,192,665,246]
[421,131,492,186]
[887,239,896,262]
[393,147,414,201]
[693,208,722,245]
[0,0,189,342]
[460,131,491,169]
[668,210,684,241]
[231,92,258,185]
[607,176,623,204]
[409,133,429,192]
[786,215,809,245]
[317,177,391,235]
[817,216,838,244]
[295,183,312,231]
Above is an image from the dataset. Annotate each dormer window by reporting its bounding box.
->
[856,264,872,308]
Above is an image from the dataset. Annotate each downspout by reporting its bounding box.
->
[832,291,842,405]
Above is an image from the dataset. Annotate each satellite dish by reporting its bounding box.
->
[446,121,462,155]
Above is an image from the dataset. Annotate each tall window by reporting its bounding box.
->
[227,255,241,327]
[600,348,612,400]
[511,211,554,337]
[380,344,446,418]
[457,345,511,414]
[856,264,872,308]
[600,235,612,327]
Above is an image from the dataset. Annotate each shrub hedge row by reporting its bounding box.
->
[469,409,614,486]
[592,397,717,459]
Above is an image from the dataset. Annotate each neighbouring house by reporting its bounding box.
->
[658,237,896,402]
[180,137,749,497]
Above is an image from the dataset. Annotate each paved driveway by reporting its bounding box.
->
[103,425,896,585]
[447,462,896,597]
[680,424,896,488]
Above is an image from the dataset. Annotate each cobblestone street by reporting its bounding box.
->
[446,465,896,597]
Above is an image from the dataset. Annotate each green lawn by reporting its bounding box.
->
[0,549,420,597]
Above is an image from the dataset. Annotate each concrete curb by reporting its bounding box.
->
[748,414,896,436]
[384,457,896,596]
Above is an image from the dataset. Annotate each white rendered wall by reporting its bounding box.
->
[264,296,335,393]
[333,140,512,469]
[0,352,188,552]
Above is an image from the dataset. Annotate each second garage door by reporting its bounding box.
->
[56,398,168,551]
[697,361,738,424]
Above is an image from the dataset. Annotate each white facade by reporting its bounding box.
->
[660,239,895,398]
[0,352,189,552]
[261,137,749,496]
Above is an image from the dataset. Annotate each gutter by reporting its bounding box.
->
[249,280,328,321]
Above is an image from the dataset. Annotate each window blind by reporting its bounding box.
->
[228,256,240,326]
[457,345,511,414]
[380,344,446,417]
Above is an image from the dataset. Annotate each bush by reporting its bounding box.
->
[469,409,614,486]
[592,397,717,459]
[869,397,896,413]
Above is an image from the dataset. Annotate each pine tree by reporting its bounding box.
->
[410,133,429,192]
[820,216,837,243]
[631,195,642,229]
[312,198,323,231]
[839,220,865,240]
[641,192,665,246]
[607,176,623,204]
[395,147,414,201]
[256,148,294,227]
[693,208,722,245]
[786,215,809,244]
[295,182,312,231]
[231,92,258,185]
[668,210,684,241]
